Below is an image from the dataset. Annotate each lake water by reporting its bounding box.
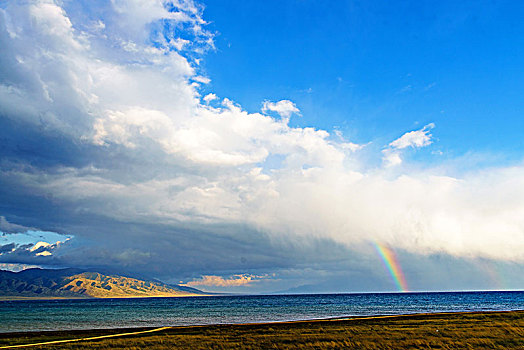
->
[1,291,523,333]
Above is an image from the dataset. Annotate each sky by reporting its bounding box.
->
[0,0,523,294]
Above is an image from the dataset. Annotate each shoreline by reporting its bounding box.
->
[0,294,212,301]
[1,289,522,302]
[0,309,522,336]
[0,310,522,349]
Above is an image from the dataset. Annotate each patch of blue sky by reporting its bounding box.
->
[147,4,212,58]
[163,1,184,14]
[1,231,71,247]
[259,153,286,173]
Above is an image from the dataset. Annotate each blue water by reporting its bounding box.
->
[0,291,523,333]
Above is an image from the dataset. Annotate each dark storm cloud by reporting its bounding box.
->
[0,243,15,254]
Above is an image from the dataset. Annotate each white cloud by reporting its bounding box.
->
[192,76,210,84]
[382,123,435,166]
[334,129,363,152]
[203,93,217,103]
[36,250,52,256]
[381,149,403,167]
[262,100,300,118]
[29,241,51,252]
[389,123,434,149]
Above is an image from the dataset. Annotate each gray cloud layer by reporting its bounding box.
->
[0,0,523,291]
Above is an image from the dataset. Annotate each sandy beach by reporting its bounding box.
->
[0,310,522,349]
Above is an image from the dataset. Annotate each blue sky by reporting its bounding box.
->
[0,0,523,293]
[202,0,524,166]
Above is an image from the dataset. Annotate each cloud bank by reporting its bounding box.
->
[184,274,266,288]
[0,0,523,290]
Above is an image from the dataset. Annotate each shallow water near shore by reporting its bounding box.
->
[0,291,522,333]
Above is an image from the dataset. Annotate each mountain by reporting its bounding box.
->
[0,268,207,299]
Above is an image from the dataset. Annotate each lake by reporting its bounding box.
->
[1,291,523,333]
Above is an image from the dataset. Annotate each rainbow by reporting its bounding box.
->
[472,259,506,290]
[373,242,409,292]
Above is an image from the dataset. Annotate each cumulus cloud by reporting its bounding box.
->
[389,123,435,149]
[203,93,217,103]
[382,123,434,166]
[0,0,523,292]
[29,241,51,252]
[262,100,300,118]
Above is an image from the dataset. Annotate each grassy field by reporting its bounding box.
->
[0,311,523,349]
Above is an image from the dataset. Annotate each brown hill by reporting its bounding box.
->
[0,268,206,299]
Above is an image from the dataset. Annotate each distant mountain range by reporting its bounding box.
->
[0,268,207,299]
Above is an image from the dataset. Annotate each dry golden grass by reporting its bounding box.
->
[1,311,523,349]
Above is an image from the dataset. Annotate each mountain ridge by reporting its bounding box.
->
[0,268,207,299]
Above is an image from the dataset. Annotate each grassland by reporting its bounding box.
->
[0,311,522,349]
